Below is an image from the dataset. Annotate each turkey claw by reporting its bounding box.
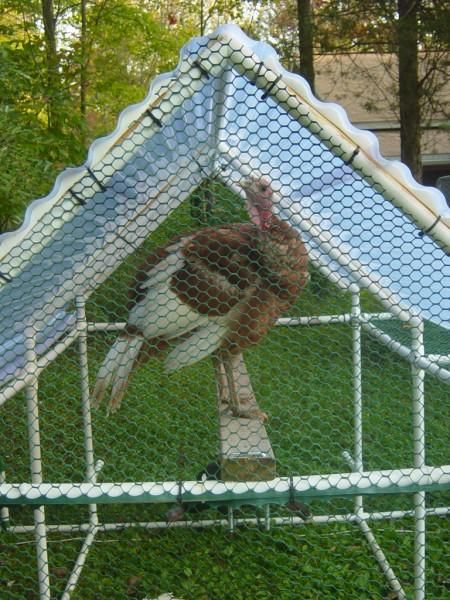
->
[232,406,269,422]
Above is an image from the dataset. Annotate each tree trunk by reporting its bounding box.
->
[297,0,315,93]
[41,0,60,131]
[79,0,89,146]
[397,0,422,181]
[80,0,87,120]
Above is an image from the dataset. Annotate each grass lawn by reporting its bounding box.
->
[1,188,449,598]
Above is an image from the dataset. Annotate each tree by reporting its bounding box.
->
[397,0,421,180]
[297,0,315,93]
[0,0,194,230]
[41,0,60,131]
[296,0,449,182]
[80,0,87,122]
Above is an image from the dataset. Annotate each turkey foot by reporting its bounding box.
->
[230,399,268,422]
[214,352,268,422]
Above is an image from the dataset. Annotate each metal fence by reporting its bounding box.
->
[1,26,449,600]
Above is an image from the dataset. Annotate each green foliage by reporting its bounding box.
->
[0,0,195,232]
[1,1,448,231]
[0,40,86,231]
[83,0,194,138]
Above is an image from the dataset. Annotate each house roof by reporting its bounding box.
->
[0,24,449,391]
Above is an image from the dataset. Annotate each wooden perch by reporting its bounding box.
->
[217,354,276,481]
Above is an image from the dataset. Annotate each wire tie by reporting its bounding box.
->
[0,271,12,283]
[194,158,208,176]
[193,60,210,79]
[418,214,441,238]
[115,231,135,248]
[288,475,295,505]
[261,74,283,100]
[87,167,107,192]
[177,480,183,505]
[344,146,360,166]
[250,61,265,84]
[146,109,163,128]
[69,189,86,206]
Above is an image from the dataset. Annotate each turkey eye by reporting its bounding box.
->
[260,186,268,192]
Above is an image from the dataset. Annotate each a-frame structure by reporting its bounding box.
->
[0,24,449,600]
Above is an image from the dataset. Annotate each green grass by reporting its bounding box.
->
[1,188,449,598]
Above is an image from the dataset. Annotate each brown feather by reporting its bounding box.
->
[93,177,309,413]
[128,215,308,354]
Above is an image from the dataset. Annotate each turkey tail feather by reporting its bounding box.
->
[92,334,144,413]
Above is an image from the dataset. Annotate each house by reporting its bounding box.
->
[315,52,450,186]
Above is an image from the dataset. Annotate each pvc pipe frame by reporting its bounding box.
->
[7,505,450,536]
[346,291,405,598]
[24,327,51,600]
[60,298,100,600]
[411,322,426,600]
[1,39,447,600]
[1,299,448,599]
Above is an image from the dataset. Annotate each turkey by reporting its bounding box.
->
[92,176,308,419]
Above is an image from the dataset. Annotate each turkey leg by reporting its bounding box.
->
[213,352,268,421]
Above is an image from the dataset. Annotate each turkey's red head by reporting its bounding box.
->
[241,177,274,231]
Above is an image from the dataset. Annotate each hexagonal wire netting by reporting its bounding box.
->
[0,26,449,600]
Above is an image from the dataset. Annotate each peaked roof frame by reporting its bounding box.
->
[1,24,448,267]
[0,24,449,395]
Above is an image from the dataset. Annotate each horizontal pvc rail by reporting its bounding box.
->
[8,506,449,536]
[1,466,449,507]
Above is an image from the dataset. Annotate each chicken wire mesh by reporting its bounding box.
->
[0,26,449,600]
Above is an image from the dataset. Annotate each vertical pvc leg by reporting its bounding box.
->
[264,504,271,531]
[411,320,426,600]
[228,506,235,533]
[348,293,407,598]
[0,470,10,529]
[25,327,51,600]
[61,298,101,600]
[75,297,98,524]
[351,288,363,515]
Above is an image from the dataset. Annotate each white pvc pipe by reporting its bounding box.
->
[357,517,406,599]
[87,322,126,332]
[57,299,102,600]
[351,290,364,513]
[2,465,449,505]
[228,505,235,533]
[276,312,394,327]
[0,328,80,406]
[75,297,99,523]
[88,312,395,332]
[363,321,450,384]
[8,505,449,536]
[346,293,407,598]
[411,321,426,600]
[61,523,98,600]
[24,327,51,600]
[0,470,9,527]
